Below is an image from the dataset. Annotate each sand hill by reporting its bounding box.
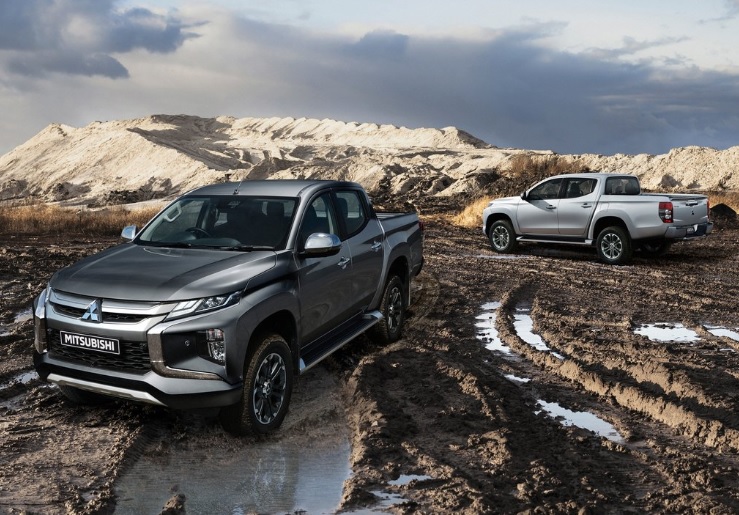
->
[0,114,737,206]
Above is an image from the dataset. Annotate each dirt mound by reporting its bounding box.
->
[1,114,738,208]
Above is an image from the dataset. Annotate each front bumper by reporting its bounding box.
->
[33,351,242,409]
[33,288,248,410]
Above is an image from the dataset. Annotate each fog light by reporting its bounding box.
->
[205,329,225,364]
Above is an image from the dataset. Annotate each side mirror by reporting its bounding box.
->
[121,225,138,241]
[520,191,528,201]
[303,233,341,256]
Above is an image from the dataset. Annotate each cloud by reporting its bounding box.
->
[0,0,198,78]
[198,18,739,154]
[2,6,739,156]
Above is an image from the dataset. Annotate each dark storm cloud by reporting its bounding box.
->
[224,19,739,154]
[0,0,198,78]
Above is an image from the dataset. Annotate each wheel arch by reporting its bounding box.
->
[591,216,629,241]
[387,255,410,306]
[484,212,515,237]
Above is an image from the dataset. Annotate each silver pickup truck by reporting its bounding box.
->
[33,180,423,435]
[482,173,713,264]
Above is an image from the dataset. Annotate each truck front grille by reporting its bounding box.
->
[48,330,151,373]
[51,303,149,324]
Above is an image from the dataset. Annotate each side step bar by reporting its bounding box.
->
[299,310,382,373]
[517,236,593,246]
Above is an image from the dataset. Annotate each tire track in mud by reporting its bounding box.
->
[492,278,739,511]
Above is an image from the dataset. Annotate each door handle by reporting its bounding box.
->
[546,205,557,210]
[337,257,351,269]
[581,203,592,208]
[371,241,382,252]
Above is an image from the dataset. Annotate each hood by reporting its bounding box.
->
[50,243,277,302]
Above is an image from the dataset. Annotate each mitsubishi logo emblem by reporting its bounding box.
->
[81,299,102,323]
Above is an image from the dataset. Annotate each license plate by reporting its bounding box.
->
[60,331,120,355]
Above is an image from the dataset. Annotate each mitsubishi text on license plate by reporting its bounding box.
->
[60,331,120,355]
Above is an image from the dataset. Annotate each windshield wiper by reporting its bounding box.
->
[221,245,275,252]
[140,241,194,248]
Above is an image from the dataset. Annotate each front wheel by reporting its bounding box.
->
[219,333,293,436]
[370,275,405,344]
[488,220,517,253]
[596,226,632,265]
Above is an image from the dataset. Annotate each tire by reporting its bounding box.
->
[219,333,293,436]
[59,385,111,405]
[596,226,632,265]
[488,220,517,253]
[370,275,405,344]
[640,240,672,257]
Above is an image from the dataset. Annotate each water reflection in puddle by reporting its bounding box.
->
[14,308,33,324]
[114,435,351,514]
[704,324,739,343]
[633,323,699,343]
[475,302,513,355]
[536,400,625,444]
[514,305,565,360]
[505,374,531,384]
[0,371,38,390]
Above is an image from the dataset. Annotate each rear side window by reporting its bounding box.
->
[563,178,597,198]
[335,190,368,236]
[605,177,640,195]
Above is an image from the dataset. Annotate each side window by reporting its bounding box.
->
[529,178,562,200]
[605,177,639,195]
[299,193,338,245]
[335,190,368,236]
[564,178,597,198]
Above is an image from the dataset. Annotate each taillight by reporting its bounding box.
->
[659,202,673,223]
[707,199,711,218]
[418,220,425,232]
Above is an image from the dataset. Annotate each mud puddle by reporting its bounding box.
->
[113,366,352,514]
[476,301,626,446]
[114,433,350,514]
[634,323,699,342]
[536,400,626,444]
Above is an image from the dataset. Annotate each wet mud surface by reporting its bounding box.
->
[2,217,739,513]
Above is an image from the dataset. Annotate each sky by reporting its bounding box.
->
[2,1,739,156]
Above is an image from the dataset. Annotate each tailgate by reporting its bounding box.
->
[669,195,710,225]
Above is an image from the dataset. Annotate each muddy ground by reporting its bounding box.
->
[1,212,739,514]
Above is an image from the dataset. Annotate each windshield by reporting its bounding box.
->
[136,195,297,250]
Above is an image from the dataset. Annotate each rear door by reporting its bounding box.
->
[335,189,385,311]
[557,177,598,236]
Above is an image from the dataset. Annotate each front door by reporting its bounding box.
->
[296,193,354,343]
[516,178,562,235]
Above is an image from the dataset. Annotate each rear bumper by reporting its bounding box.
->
[34,351,243,409]
[664,222,713,239]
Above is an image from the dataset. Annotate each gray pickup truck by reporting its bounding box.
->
[482,173,713,264]
[33,180,423,435]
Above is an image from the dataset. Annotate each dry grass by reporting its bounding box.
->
[0,204,162,236]
[709,191,739,212]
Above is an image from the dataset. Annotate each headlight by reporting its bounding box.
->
[33,284,51,353]
[165,291,241,321]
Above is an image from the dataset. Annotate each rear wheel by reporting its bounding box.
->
[370,275,405,344]
[596,226,632,265]
[488,220,517,253]
[219,333,293,436]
